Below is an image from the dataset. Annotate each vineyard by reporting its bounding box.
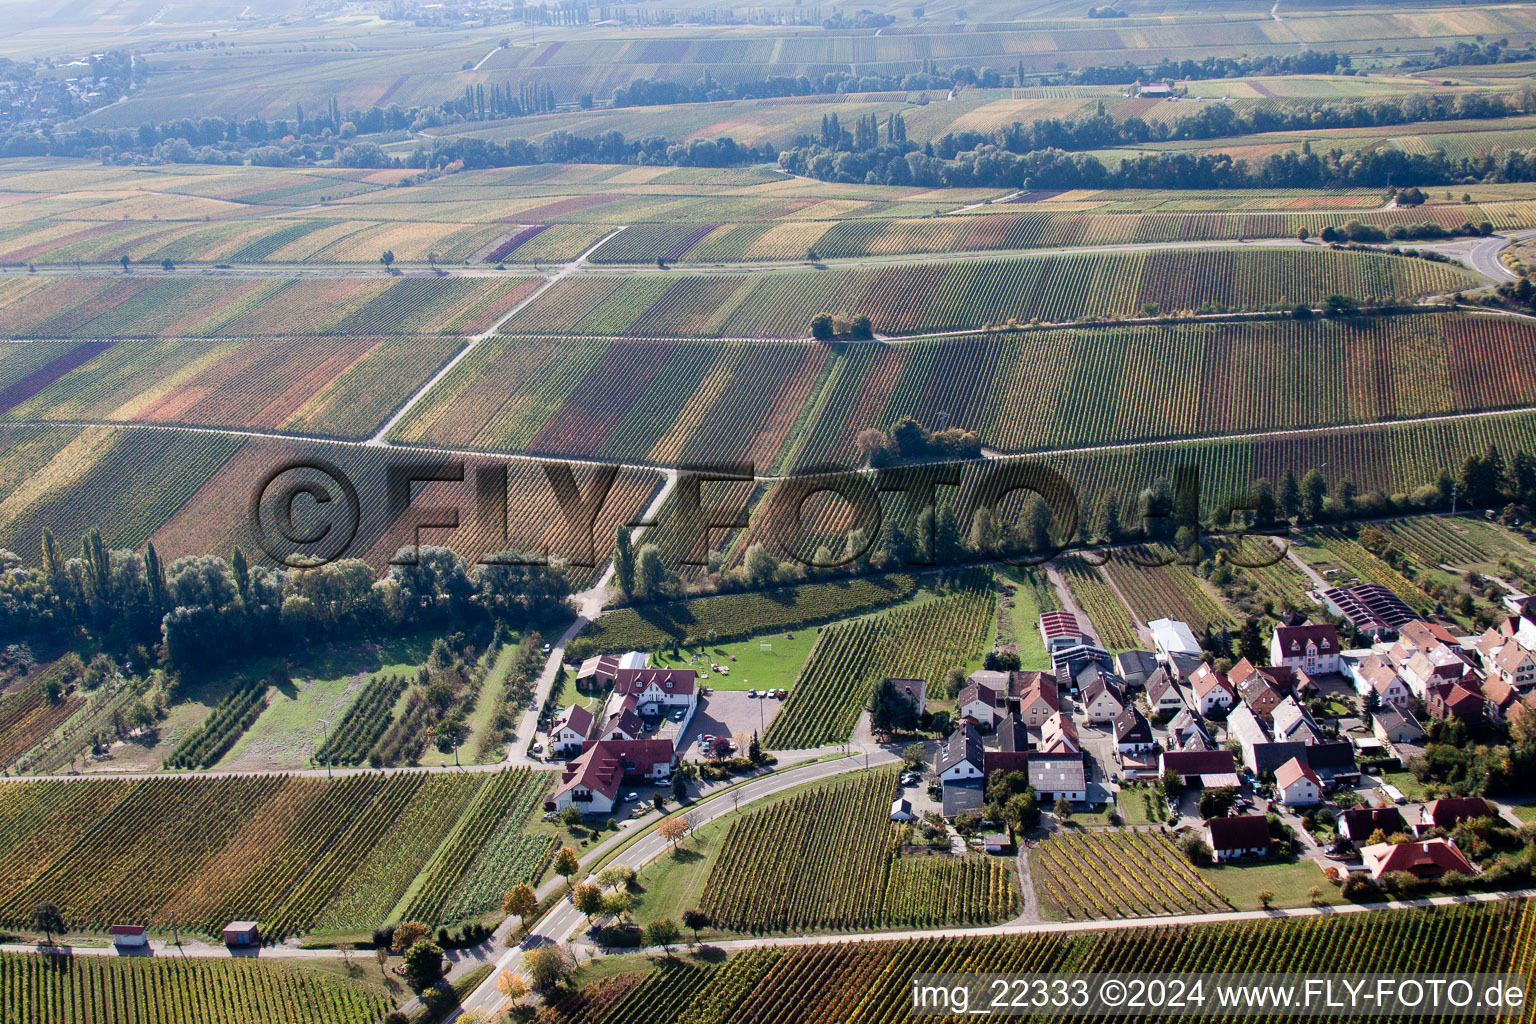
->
[2,334,466,441]
[1305,528,1437,612]
[1030,829,1230,920]
[0,952,388,1024]
[0,276,538,339]
[314,674,408,766]
[1054,556,1140,651]
[1103,552,1237,634]
[584,899,1536,1024]
[0,427,664,585]
[576,574,921,652]
[1376,515,1534,570]
[762,575,994,748]
[0,668,84,771]
[699,771,1017,932]
[507,249,1471,338]
[163,681,268,769]
[594,202,1536,264]
[0,769,552,939]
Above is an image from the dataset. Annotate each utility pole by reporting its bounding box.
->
[170,910,180,948]
[318,719,331,778]
[1452,480,1459,515]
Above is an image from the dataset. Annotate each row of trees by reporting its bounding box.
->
[0,534,571,676]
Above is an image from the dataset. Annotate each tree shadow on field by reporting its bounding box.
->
[666,848,704,865]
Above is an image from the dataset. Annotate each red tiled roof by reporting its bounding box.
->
[1040,610,1082,638]
[551,739,675,804]
[614,668,696,696]
[1161,750,1236,776]
[1423,797,1496,831]
[1275,756,1321,792]
[1365,838,1474,878]
[1274,624,1338,656]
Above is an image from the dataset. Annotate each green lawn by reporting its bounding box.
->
[1117,786,1169,826]
[652,631,818,692]
[217,634,437,771]
[1001,566,1055,672]
[464,639,518,764]
[1383,770,1429,801]
[1198,859,1340,911]
[1509,803,1536,824]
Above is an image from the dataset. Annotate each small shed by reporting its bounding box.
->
[223,921,260,947]
[109,925,147,948]
[890,798,914,822]
[982,833,1012,853]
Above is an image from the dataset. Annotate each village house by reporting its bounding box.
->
[956,680,999,729]
[936,721,985,785]
[1274,756,1323,806]
[1188,663,1236,716]
[1011,671,1060,727]
[1205,815,1271,862]
[889,677,928,712]
[1483,676,1523,722]
[1428,680,1484,724]
[1349,654,1412,709]
[599,702,646,742]
[1372,706,1425,745]
[1050,644,1115,691]
[1145,668,1187,716]
[1269,623,1340,675]
[1039,710,1080,754]
[1271,696,1323,745]
[546,738,677,814]
[1165,707,1213,751]
[1419,797,1497,833]
[1361,838,1475,881]
[1488,641,1536,691]
[1079,671,1126,724]
[549,704,596,755]
[1337,806,1407,844]
[1112,706,1155,758]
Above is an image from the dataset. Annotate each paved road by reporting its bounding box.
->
[452,747,899,1019]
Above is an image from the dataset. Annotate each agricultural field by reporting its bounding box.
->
[574,574,921,653]
[700,770,1017,932]
[1302,527,1438,612]
[1030,829,1230,921]
[0,768,552,940]
[0,334,466,440]
[567,899,1536,1024]
[0,953,389,1024]
[1054,556,1141,651]
[506,248,1471,337]
[0,275,539,339]
[1376,514,1536,571]
[0,426,664,583]
[1102,551,1237,634]
[391,313,1536,473]
[763,575,994,748]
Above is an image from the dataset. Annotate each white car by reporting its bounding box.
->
[532,743,543,754]
[625,791,639,801]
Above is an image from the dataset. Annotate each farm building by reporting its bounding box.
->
[109,925,148,948]
[1136,80,1173,97]
[223,921,260,947]
[1320,584,1416,638]
[984,711,1033,777]
[1361,838,1475,880]
[1205,815,1271,862]
[1051,644,1115,691]
[1149,618,1201,664]
[1269,624,1340,675]
[1028,755,1087,804]
[1115,650,1159,687]
[1159,749,1238,789]
[1039,610,1084,653]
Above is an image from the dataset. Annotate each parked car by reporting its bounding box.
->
[747,689,758,698]
[625,791,638,802]
[532,743,543,754]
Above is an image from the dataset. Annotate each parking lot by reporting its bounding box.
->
[678,690,784,759]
